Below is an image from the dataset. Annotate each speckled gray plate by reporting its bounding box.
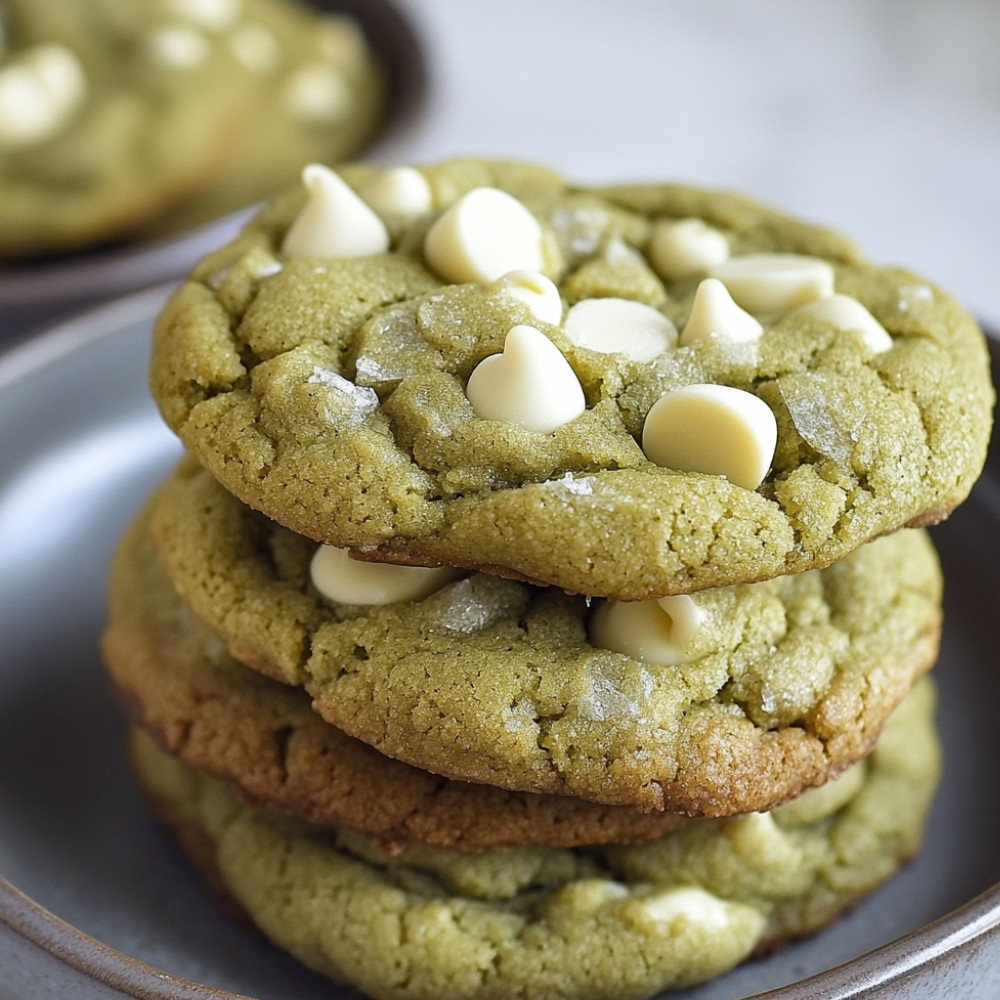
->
[0,0,426,341]
[0,288,998,1000]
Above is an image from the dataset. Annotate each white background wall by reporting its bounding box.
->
[388,0,1000,329]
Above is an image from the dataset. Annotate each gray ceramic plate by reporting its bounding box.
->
[0,0,426,339]
[1,287,999,999]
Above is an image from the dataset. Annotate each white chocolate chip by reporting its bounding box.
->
[228,22,281,73]
[147,25,210,69]
[790,293,893,353]
[560,880,630,911]
[282,63,352,123]
[590,593,706,665]
[358,166,433,216]
[656,595,706,646]
[648,218,730,281]
[310,545,461,606]
[711,253,835,314]
[563,298,677,361]
[602,235,642,264]
[679,278,764,346]
[732,811,784,850]
[642,384,777,491]
[19,44,82,96]
[466,325,585,433]
[0,44,86,150]
[493,270,563,326]
[316,15,367,74]
[641,887,731,929]
[282,164,389,259]
[165,0,241,31]
[424,187,544,286]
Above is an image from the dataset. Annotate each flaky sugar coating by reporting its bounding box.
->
[150,159,992,599]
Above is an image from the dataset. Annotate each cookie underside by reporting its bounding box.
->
[150,159,993,599]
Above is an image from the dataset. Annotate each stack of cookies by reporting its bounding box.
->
[102,158,993,998]
[0,0,383,260]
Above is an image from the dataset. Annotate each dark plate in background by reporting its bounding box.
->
[0,292,998,999]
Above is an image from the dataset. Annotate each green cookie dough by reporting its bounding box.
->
[103,501,693,851]
[0,0,383,259]
[132,679,940,1000]
[141,0,385,235]
[150,458,943,815]
[0,0,247,257]
[150,158,993,599]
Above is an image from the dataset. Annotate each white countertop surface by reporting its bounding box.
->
[385,0,1000,329]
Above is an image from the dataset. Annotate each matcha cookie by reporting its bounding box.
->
[0,0,383,259]
[0,0,248,257]
[103,504,692,851]
[150,158,992,599]
[150,458,943,815]
[131,679,940,1000]
[142,0,385,235]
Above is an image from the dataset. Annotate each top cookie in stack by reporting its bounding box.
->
[151,158,993,601]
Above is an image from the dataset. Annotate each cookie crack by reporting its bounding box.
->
[271,724,294,787]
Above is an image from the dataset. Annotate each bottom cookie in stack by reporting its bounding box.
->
[129,693,938,1000]
[102,490,943,1000]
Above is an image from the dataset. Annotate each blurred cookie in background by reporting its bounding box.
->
[0,0,389,262]
[142,0,387,235]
